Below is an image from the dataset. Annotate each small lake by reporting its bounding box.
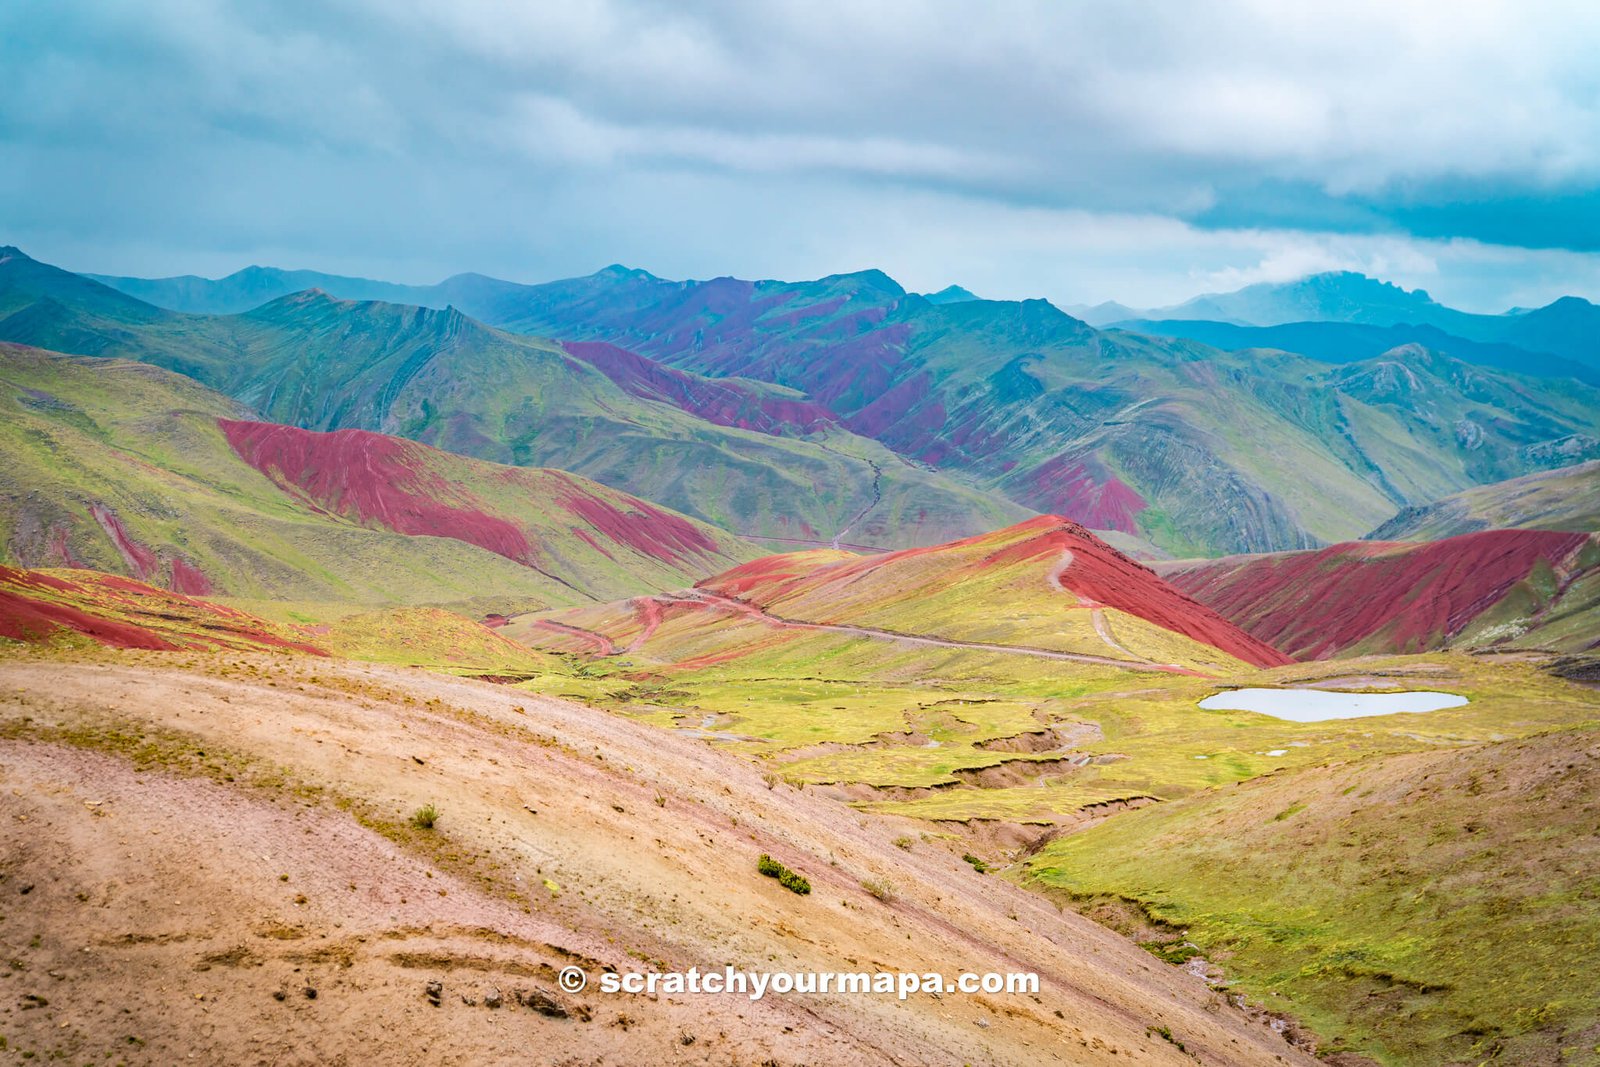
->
[1198,688,1468,722]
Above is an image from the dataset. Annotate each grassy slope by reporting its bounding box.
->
[693,517,1288,668]
[0,651,1321,1067]
[0,565,567,676]
[8,510,1600,1066]
[0,344,754,606]
[1368,460,1600,540]
[0,254,1029,549]
[491,515,1600,1064]
[1028,716,1600,1067]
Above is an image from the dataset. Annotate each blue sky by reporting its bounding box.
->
[4,0,1600,310]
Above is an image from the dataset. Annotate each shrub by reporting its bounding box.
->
[757,853,811,895]
[862,877,896,903]
[962,853,990,874]
[1147,1025,1186,1053]
[411,803,440,830]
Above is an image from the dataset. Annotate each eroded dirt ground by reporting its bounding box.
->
[0,651,1317,1065]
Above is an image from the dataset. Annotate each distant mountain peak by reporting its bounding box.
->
[923,284,980,304]
[1298,270,1436,302]
[817,267,905,296]
[595,264,661,282]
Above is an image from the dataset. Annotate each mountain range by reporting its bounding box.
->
[2,249,1023,553]
[88,259,1600,371]
[1067,271,1600,389]
[23,248,1600,560]
[5,240,1600,1067]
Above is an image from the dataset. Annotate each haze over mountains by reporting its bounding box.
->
[1073,270,1600,386]
[23,247,1600,563]
[98,260,1600,373]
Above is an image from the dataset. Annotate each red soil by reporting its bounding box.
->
[1165,529,1594,658]
[552,474,721,566]
[701,553,835,598]
[844,371,944,441]
[526,619,617,656]
[562,341,836,435]
[168,558,213,596]
[0,566,326,655]
[221,419,722,569]
[89,505,159,581]
[0,567,177,650]
[45,524,80,567]
[627,596,666,651]
[1020,457,1147,534]
[220,420,535,563]
[977,519,1291,668]
[705,517,1292,669]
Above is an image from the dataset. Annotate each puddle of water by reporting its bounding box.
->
[1199,688,1467,722]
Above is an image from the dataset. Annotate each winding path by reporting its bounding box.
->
[529,549,1204,676]
[1048,549,1163,664]
[676,590,1203,676]
[526,619,616,656]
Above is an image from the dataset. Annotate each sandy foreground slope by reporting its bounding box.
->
[0,653,1314,1066]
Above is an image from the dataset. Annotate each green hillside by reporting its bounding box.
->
[0,249,1028,550]
[1029,717,1600,1066]
[0,343,756,608]
[1368,460,1600,540]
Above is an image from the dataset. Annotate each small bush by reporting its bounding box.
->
[892,836,914,851]
[962,853,990,874]
[862,877,896,903]
[411,803,440,830]
[757,853,811,895]
[1146,1025,1186,1053]
[1142,940,1202,965]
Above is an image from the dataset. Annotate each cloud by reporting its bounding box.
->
[2,0,1598,308]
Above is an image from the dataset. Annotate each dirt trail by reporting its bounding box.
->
[622,595,665,653]
[527,618,617,655]
[814,443,884,551]
[831,458,884,550]
[679,589,1204,676]
[1049,549,1177,667]
[0,653,1317,1066]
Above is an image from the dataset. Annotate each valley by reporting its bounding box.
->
[2,245,1599,1067]
[11,9,1600,1066]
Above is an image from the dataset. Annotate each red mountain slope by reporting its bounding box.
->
[0,566,324,653]
[1162,530,1596,658]
[218,419,747,571]
[704,515,1293,669]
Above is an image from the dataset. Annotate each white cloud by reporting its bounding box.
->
[4,0,1600,309]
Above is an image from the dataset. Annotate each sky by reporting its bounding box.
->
[4,0,1600,311]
